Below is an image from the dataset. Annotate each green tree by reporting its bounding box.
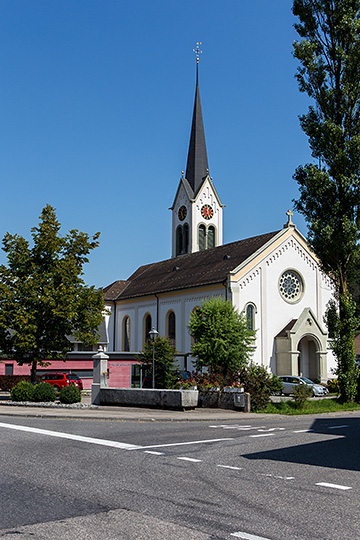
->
[0,205,105,382]
[188,296,255,376]
[138,336,178,389]
[292,0,360,401]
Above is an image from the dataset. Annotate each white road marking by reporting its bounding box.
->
[144,451,164,455]
[250,433,274,438]
[257,428,285,432]
[231,531,272,540]
[316,482,352,490]
[217,464,243,471]
[262,473,295,480]
[177,457,202,463]
[138,438,234,449]
[0,421,141,450]
[293,429,314,433]
[328,425,349,429]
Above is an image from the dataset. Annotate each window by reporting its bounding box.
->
[167,311,176,347]
[176,225,183,256]
[278,269,304,303]
[198,224,217,251]
[208,225,215,248]
[144,313,152,344]
[245,304,256,331]
[123,316,130,351]
[176,224,189,256]
[199,224,206,251]
[5,364,13,375]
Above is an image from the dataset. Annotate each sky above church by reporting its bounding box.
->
[1,0,314,288]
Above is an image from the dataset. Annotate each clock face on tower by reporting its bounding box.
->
[201,204,214,220]
[178,205,187,221]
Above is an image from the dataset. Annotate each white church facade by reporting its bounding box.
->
[103,57,336,385]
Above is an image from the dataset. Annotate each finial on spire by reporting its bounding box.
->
[193,42,202,64]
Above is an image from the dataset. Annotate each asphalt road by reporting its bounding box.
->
[0,413,359,540]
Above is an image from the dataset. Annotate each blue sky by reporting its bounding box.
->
[0,0,314,288]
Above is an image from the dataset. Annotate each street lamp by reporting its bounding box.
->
[149,327,159,389]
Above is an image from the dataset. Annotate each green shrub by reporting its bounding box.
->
[238,365,283,411]
[33,382,56,402]
[327,378,339,394]
[293,383,312,408]
[59,385,81,404]
[10,380,35,402]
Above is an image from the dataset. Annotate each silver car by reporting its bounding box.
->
[278,376,328,397]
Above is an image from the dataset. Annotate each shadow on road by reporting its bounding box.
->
[242,417,360,472]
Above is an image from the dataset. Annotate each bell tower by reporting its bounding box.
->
[170,44,224,258]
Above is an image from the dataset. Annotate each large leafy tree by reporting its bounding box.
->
[292,0,360,401]
[0,205,105,381]
[188,296,255,377]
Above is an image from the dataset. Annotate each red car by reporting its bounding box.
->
[41,373,83,392]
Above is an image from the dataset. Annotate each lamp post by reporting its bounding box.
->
[149,327,159,389]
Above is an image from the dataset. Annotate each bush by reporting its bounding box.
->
[33,382,56,402]
[238,365,283,411]
[293,383,312,408]
[10,380,35,402]
[327,378,339,394]
[59,385,81,404]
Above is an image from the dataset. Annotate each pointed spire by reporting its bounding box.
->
[185,48,209,196]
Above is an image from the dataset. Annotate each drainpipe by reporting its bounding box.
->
[112,301,116,351]
[155,293,159,332]
[223,280,228,301]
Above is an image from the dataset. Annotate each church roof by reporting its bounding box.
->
[185,62,209,197]
[104,230,281,302]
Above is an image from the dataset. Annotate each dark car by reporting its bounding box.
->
[41,373,83,392]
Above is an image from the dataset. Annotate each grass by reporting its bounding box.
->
[259,397,360,415]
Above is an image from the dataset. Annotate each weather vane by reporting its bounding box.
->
[193,42,202,63]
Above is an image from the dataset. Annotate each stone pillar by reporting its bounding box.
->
[91,348,109,405]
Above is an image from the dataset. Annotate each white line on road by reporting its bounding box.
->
[217,464,243,470]
[0,421,141,450]
[316,482,352,490]
[137,438,234,449]
[144,451,164,455]
[328,425,349,429]
[293,429,314,433]
[231,531,272,540]
[177,457,202,463]
[250,433,274,438]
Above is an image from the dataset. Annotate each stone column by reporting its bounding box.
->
[91,348,109,405]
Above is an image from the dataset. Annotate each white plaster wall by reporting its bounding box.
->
[232,234,336,375]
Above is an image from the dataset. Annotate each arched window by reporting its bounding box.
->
[122,316,130,351]
[208,225,215,249]
[245,303,256,331]
[167,311,176,347]
[199,224,206,251]
[183,223,189,254]
[190,306,201,346]
[176,226,183,256]
[143,314,152,344]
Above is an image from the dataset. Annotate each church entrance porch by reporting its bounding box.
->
[275,307,328,383]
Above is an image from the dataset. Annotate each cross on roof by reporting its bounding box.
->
[286,209,294,226]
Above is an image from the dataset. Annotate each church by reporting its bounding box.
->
[103,54,336,387]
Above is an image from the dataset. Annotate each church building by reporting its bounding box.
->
[103,54,336,386]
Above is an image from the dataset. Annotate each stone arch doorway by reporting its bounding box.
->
[275,307,328,383]
[297,335,320,380]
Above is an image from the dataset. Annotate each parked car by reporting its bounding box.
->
[41,373,83,392]
[278,376,328,397]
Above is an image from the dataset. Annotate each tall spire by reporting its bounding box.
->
[185,44,209,196]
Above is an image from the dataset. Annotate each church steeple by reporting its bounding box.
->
[171,44,223,258]
[185,49,209,196]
